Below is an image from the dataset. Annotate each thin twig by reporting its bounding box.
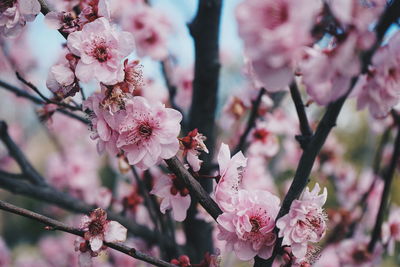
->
[160,61,184,116]
[0,200,176,267]
[16,72,83,112]
[0,80,89,124]
[233,87,266,155]
[368,124,400,251]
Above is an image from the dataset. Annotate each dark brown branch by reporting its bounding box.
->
[188,0,222,170]
[0,80,89,125]
[0,200,176,267]
[233,87,266,155]
[0,121,45,185]
[289,82,313,149]
[368,125,400,251]
[185,0,223,260]
[165,156,222,220]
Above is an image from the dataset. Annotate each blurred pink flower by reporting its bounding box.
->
[67,17,134,85]
[172,66,193,111]
[124,5,171,60]
[336,236,383,267]
[116,96,182,169]
[276,183,327,259]
[236,0,321,91]
[0,237,10,267]
[382,206,400,255]
[299,34,360,106]
[355,32,400,118]
[217,189,280,260]
[247,120,279,158]
[150,174,191,222]
[0,0,40,37]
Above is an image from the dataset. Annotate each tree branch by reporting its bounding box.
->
[0,121,45,185]
[0,80,89,125]
[368,124,400,251]
[0,200,176,267]
[165,156,222,220]
[289,82,313,149]
[0,121,163,245]
[185,0,223,260]
[233,87,266,155]
[16,72,82,112]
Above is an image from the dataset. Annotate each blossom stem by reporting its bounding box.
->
[233,87,266,155]
[0,200,177,267]
[368,124,400,251]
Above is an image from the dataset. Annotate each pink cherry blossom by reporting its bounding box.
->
[67,17,134,85]
[44,11,80,34]
[276,183,327,259]
[150,174,191,222]
[83,91,125,155]
[214,143,247,212]
[336,236,383,267]
[79,0,111,25]
[124,5,171,60]
[236,0,321,91]
[241,155,277,194]
[217,189,280,260]
[0,237,10,267]
[113,59,144,94]
[219,93,251,130]
[116,96,182,170]
[80,208,127,252]
[299,33,360,106]
[355,32,400,118]
[179,128,208,172]
[247,120,279,158]
[172,66,194,110]
[382,206,400,255]
[0,0,40,37]
[46,52,80,98]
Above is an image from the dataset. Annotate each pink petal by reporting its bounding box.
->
[104,221,127,243]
